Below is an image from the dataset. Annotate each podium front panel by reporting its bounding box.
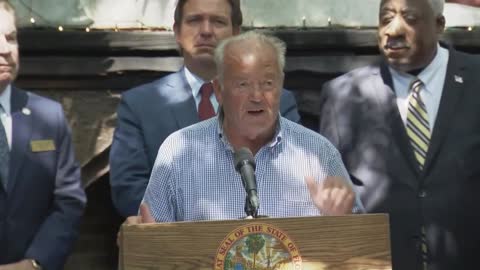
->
[120,214,391,270]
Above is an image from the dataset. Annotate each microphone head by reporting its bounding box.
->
[234,147,255,171]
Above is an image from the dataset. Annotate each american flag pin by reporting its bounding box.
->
[454,75,463,84]
[22,108,31,115]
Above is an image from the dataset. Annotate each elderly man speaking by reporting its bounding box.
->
[138,31,363,223]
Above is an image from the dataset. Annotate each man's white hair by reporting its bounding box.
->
[214,31,286,82]
[429,0,444,16]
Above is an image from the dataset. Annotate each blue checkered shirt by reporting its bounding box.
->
[143,117,364,222]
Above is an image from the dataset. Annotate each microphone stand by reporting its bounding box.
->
[244,196,258,219]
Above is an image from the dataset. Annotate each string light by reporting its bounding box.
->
[15,0,170,32]
[12,0,480,34]
[135,20,147,31]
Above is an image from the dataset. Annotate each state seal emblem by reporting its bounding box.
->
[214,223,302,270]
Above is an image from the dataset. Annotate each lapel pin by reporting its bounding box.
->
[22,108,31,115]
[454,75,463,84]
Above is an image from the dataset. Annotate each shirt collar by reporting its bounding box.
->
[216,109,284,151]
[0,85,11,115]
[184,66,208,98]
[389,43,449,94]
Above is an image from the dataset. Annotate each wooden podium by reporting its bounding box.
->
[119,214,391,270]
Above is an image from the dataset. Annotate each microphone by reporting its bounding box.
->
[234,147,259,217]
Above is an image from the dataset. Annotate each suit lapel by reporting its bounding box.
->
[8,88,32,193]
[378,64,421,178]
[423,49,466,174]
[169,70,200,129]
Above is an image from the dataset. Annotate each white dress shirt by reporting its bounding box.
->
[0,85,12,149]
[184,67,219,113]
[390,44,449,132]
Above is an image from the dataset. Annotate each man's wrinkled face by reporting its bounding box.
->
[0,6,18,91]
[214,42,283,142]
[378,0,445,72]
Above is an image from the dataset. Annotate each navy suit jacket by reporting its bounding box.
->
[319,49,480,270]
[110,69,301,217]
[0,88,86,270]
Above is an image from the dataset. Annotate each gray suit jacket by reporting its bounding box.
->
[110,69,301,217]
[319,49,480,270]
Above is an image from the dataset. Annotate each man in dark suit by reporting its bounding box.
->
[0,1,86,270]
[319,0,480,269]
[109,0,300,218]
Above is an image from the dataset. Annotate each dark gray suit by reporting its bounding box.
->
[319,49,480,270]
[110,69,301,217]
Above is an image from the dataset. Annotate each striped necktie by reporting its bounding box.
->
[0,104,9,189]
[406,78,430,169]
[406,78,430,269]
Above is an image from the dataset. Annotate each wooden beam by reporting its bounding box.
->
[268,28,378,50]
[18,28,480,53]
[18,29,179,52]
[285,55,380,73]
[19,56,184,75]
[18,55,380,77]
[15,73,166,90]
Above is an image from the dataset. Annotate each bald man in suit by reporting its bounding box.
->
[319,0,480,269]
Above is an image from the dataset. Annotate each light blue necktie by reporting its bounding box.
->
[0,104,9,189]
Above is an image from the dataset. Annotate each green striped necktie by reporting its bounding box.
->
[406,78,430,169]
[406,78,429,269]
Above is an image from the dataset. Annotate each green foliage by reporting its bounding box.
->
[224,252,233,270]
[245,234,265,269]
